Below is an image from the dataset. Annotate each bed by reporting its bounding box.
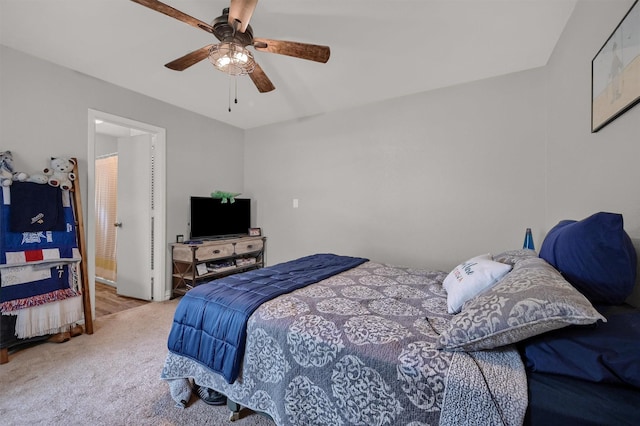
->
[161,213,640,425]
[520,212,640,426]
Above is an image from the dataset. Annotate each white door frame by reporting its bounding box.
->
[87,109,167,318]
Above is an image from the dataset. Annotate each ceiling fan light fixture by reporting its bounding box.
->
[209,42,256,76]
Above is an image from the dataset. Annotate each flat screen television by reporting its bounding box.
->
[189,196,251,240]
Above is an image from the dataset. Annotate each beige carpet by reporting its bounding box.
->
[0,300,275,426]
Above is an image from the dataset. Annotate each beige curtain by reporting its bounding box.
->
[95,155,118,282]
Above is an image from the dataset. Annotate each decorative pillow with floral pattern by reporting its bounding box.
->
[438,252,605,351]
[493,248,538,266]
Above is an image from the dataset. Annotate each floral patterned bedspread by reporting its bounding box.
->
[161,260,526,425]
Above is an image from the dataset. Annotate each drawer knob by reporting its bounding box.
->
[247,245,253,249]
[213,249,221,254]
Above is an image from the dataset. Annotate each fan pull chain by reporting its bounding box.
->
[228,75,232,112]
[228,76,239,112]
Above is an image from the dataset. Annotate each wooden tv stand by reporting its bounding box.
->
[170,235,266,299]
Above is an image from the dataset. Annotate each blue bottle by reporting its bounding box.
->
[523,228,535,250]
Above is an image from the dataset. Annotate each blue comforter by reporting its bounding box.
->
[167,253,368,383]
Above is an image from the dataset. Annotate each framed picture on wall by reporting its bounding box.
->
[591,0,640,132]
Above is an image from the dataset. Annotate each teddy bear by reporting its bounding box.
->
[27,157,76,189]
[25,173,49,184]
[0,150,29,187]
[43,157,76,190]
[0,151,15,187]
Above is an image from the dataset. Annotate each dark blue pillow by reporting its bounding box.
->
[521,305,640,389]
[539,212,637,305]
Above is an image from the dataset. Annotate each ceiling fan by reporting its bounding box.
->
[131,0,331,94]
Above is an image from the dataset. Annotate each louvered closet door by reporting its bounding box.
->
[115,134,153,300]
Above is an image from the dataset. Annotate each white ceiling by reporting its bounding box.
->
[1,0,577,130]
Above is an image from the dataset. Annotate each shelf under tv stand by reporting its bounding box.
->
[170,235,266,299]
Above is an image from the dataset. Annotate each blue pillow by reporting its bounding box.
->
[521,305,640,389]
[539,212,637,305]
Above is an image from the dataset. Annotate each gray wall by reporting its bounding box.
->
[245,68,548,270]
[545,0,640,307]
[95,134,117,157]
[245,0,640,273]
[545,0,640,235]
[0,46,245,234]
[0,45,245,295]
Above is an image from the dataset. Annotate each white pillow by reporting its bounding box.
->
[443,254,512,314]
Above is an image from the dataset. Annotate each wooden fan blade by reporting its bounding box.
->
[131,0,214,34]
[249,63,275,93]
[165,45,213,71]
[252,38,330,63]
[229,0,258,33]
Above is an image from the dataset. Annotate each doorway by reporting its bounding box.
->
[87,110,167,319]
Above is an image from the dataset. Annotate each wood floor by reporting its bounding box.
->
[95,282,149,318]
